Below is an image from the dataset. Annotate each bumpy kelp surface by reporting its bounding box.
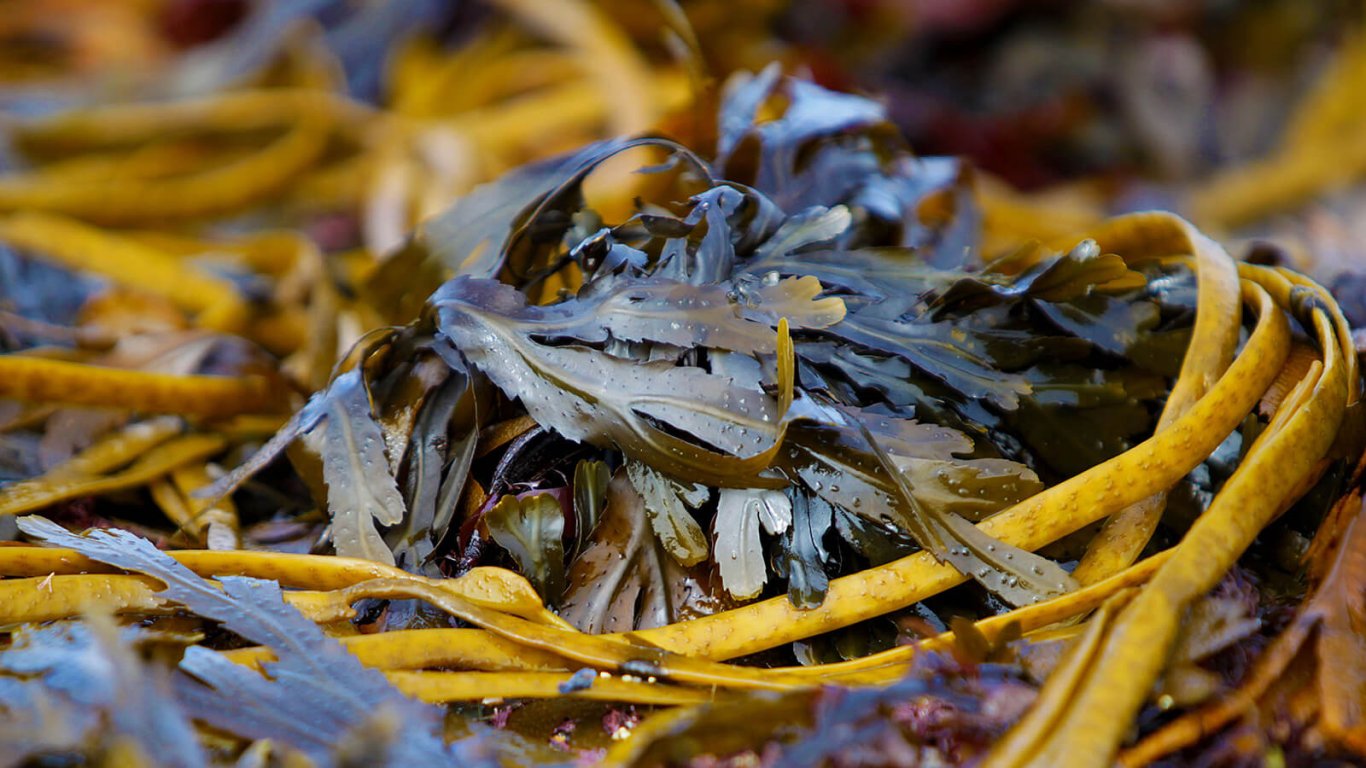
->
[2,3,1366,767]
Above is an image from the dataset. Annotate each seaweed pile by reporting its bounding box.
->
[0,3,1364,767]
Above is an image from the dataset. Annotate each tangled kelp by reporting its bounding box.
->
[1,6,1365,768]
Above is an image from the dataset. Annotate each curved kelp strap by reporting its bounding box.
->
[627,280,1289,660]
[1069,211,1242,584]
[984,280,1350,768]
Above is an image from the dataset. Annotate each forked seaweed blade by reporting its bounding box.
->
[854,419,1076,606]
[16,517,473,765]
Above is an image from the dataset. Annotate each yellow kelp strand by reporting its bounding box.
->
[10,89,370,153]
[149,463,240,548]
[335,578,814,692]
[0,434,228,516]
[0,543,569,628]
[247,552,1170,689]
[1271,264,1360,401]
[979,595,1130,767]
[0,111,332,224]
[1190,30,1366,229]
[1119,487,1366,766]
[0,356,282,417]
[387,670,718,706]
[1071,213,1241,584]
[450,71,692,157]
[0,574,168,622]
[0,573,355,624]
[0,212,248,331]
[485,0,658,137]
[977,174,1104,255]
[42,417,184,478]
[224,628,570,673]
[776,317,794,414]
[787,551,1172,686]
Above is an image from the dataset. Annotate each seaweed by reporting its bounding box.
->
[0,7,1363,765]
[16,516,486,766]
